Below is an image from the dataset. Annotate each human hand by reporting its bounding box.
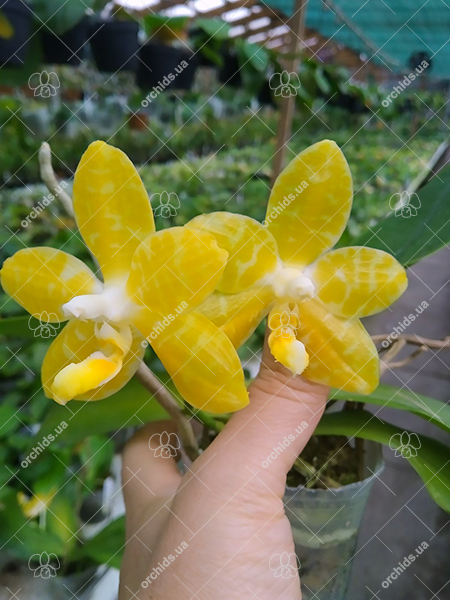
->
[119,338,329,600]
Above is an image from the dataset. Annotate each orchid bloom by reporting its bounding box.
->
[1,141,248,413]
[188,140,408,394]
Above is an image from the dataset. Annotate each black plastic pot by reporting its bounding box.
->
[197,49,216,68]
[0,0,33,68]
[218,52,241,87]
[90,20,139,72]
[42,17,88,66]
[137,43,198,92]
[257,81,276,107]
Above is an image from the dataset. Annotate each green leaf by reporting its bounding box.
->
[70,516,125,569]
[78,436,114,490]
[315,68,331,95]
[237,39,269,73]
[316,410,450,513]
[196,18,231,40]
[353,163,450,266]
[141,14,189,37]
[0,405,20,438]
[32,0,92,35]
[37,376,169,446]
[0,315,62,338]
[331,384,450,434]
[0,487,65,560]
[46,489,78,553]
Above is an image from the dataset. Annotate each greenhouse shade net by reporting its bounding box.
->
[264,0,450,79]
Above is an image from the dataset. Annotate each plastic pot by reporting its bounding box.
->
[284,441,384,600]
[42,17,89,66]
[0,0,33,68]
[137,43,198,92]
[258,81,276,107]
[218,52,241,87]
[90,20,139,73]
[0,560,99,599]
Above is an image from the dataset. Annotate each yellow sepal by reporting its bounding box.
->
[73,141,155,282]
[266,140,353,268]
[143,311,249,414]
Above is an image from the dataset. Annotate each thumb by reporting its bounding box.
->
[198,331,329,495]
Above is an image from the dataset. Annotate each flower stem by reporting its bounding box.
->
[136,364,200,462]
[191,409,225,433]
[39,142,74,217]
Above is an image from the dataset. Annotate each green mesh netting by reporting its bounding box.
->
[265,0,450,79]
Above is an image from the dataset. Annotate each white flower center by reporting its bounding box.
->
[63,284,139,323]
[270,267,315,302]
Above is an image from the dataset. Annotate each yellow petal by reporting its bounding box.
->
[127,227,227,317]
[0,247,101,321]
[310,246,408,319]
[73,141,155,283]
[42,320,145,402]
[266,140,353,268]
[298,299,379,393]
[187,212,279,293]
[198,285,274,348]
[268,329,309,375]
[145,311,249,414]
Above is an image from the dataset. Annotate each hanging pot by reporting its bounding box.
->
[41,17,89,66]
[284,441,384,600]
[90,20,139,73]
[137,43,198,92]
[0,0,33,68]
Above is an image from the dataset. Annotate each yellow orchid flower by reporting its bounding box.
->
[17,490,54,519]
[188,140,408,394]
[1,141,248,414]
